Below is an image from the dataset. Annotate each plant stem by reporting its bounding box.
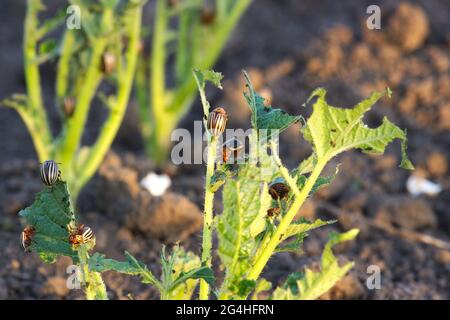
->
[247,159,327,281]
[149,0,171,166]
[57,9,112,168]
[78,245,108,300]
[199,136,218,300]
[23,0,52,161]
[55,30,76,106]
[74,5,143,196]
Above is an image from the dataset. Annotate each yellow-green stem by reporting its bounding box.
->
[23,0,52,161]
[78,245,108,300]
[74,5,143,195]
[199,136,218,300]
[247,159,327,281]
[57,9,112,167]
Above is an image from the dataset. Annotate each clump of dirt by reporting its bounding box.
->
[372,196,437,231]
[387,3,429,52]
[82,152,203,242]
[299,2,450,132]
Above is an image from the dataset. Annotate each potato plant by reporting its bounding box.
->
[18,70,413,300]
[135,0,252,166]
[1,0,144,201]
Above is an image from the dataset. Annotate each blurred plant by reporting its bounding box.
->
[135,0,252,166]
[1,0,145,200]
[20,69,413,300]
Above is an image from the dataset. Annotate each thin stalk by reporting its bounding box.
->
[247,158,327,281]
[149,0,170,165]
[78,245,108,300]
[57,9,112,167]
[168,0,252,115]
[136,56,152,154]
[199,136,218,300]
[23,0,52,161]
[55,30,76,105]
[74,5,143,196]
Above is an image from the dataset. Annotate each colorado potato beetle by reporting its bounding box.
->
[207,107,227,137]
[101,51,116,75]
[40,160,61,186]
[268,178,290,200]
[68,224,95,246]
[21,226,35,251]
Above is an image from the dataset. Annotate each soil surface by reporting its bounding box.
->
[0,0,449,300]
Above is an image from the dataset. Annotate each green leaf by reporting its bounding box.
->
[217,135,279,295]
[243,70,301,136]
[302,88,413,169]
[167,248,204,300]
[193,69,224,89]
[19,180,77,263]
[217,164,262,284]
[273,229,359,300]
[193,69,223,118]
[170,266,215,292]
[281,218,335,242]
[89,251,161,288]
[283,272,304,295]
[294,169,337,197]
[237,279,257,297]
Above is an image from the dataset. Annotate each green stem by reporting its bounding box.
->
[148,0,170,166]
[247,159,327,281]
[199,136,218,300]
[78,245,108,300]
[23,0,52,161]
[168,0,252,115]
[55,30,76,105]
[74,5,143,196]
[57,9,112,167]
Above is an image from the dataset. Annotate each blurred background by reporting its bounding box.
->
[0,0,449,299]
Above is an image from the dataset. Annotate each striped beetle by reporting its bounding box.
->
[68,224,95,246]
[21,226,35,251]
[40,160,61,186]
[207,107,227,137]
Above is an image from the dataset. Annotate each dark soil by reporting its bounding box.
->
[0,0,449,299]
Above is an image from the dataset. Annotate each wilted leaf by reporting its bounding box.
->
[89,251,161,287]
